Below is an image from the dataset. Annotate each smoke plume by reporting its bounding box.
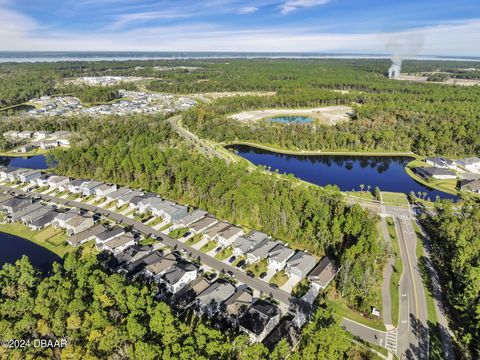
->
[383,32,424,79]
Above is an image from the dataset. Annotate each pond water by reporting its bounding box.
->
[0,155,50,169]
[0,232,61,271]
[231,145,458,201]
[267,116,313,124]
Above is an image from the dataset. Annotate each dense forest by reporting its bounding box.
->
[0,251,362,359]
[0,113,385,312]
[421,201,480,357]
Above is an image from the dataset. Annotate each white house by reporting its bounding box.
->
[68,179,90,194]
[64,215,95,235]
[267,244,295,272]
[457,157,480,174]
[17,169,42,183]
[46,176,70,191]
[101,232,136,254]
[33,131,51,140]
[216,225,243,247]
[161,261,198,294]
[94,183,117,198]
[246,239,279,264]
[285,251,317,279]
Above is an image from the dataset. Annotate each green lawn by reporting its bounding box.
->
[269,270,288,287]
[138,237,156,246]
[93,197,106,205]
[67,193,81,200]
[215,246,233,260]
[382,192,409,207]
[292,278,310,298]
[327,297,386,332]
[232,256,246,267]
[200,240,217,253]
[405,164,458,197]
[345,191,376,201]
[168,227,189,239]
[33,186,50,193]
[125,209,135,217]
[246,259,268,277]
[0,223,71,257]
[186,233,203,246]
[387,217,402,327]
[116,203,130,212]
[147,217,164,227]
[158,222,173,231]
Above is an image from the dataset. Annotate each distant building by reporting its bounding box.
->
[425,157,456,169]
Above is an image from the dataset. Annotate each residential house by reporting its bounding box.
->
[246,239,280,264]
[189,215,218,235]
[460,179,480,194]
[414,167,456,180]
[106,187,132,203]
[40,140,59,150]
[34,174,54,187]
[285,251,317,280]
[17,169,42,183]
[52,210,78,228]
[144,253,177,281]
[137,196,163,214]
[126,250,165,279]
[17,144,36,153]
[3,130,19,139]
[170,277,211,314]
[81,181,104,197]
[18,131,33,140]
[67,224,107,247]
[161,260,198,294]
[154,200,188,223]
[117,190,144,207]
[109,244,154,272]
[267,244,295,272]
[46,175,70,191]
[239,299,281,343]
[203,222,231,241]
[21,206,53,224]
[0,167,17,181]
[95,227,126,244]
[100,232,136,254]
[457,157,480,174]
[33,131,51,139]
[217,225,243,247]
[68,179,90,194]
[64,215,94,235]
[225,288,253,320]
[425,157,456,170]
[1,196,32,214]
[232,231,268,257]
[50,131,71,140]
[93,183,117,198]
[10,203,43,222]
[29,210,58,230]
[7,168,29,181]
[196,280,236,317]
[307,256,338,290]
[175,209,208,227]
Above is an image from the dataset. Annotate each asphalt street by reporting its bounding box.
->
[1,184,292,307]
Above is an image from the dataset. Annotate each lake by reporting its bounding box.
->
[0,232,61,271]
[231,145,458,201]
[0,155,50,169]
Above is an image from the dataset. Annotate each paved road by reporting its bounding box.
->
[414,220,455,360]
[2,185,292,306]
[380,217,395,330]
[342,318,398,353]
[395,217,429,360]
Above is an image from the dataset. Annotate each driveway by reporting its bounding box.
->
[281,274,301,293]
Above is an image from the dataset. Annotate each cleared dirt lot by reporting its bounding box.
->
[229,105,354,125]
[395,74,480,86]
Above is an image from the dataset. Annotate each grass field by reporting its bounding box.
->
[0,223,71,257]
[215,246,233,260]
[327,297,387,332]
[186,233,203,246]
[168,227,189,239]
[200,240,216,253]
[246,259,268,277]
[147,217,164,227]
[269,270,288,287]
[346,191,376,201]
[382,192,409,207]
[387,217,402,327]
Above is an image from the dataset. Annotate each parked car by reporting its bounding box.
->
[214,246,222,253]
[206,272,217,281]
[228,256,236,264]
[180,248,188,256]
[226,271,235,278]
[236,259,246,268]
[270,283,279,289]
[246,271,254,278]
[182,231,191,238]
[259,272,267,279]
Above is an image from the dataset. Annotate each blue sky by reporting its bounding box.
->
[1,0,480,55]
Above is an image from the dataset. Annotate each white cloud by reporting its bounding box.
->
[239,6,259,14]
[280,0,330,14]
[107,10,192,30]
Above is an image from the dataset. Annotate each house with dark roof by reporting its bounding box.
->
[106,187,132,203]
[196,280,236,317]
[225,288,253,319]
[10,203,43,222]
[1,196,32,214]
[68,179,90,194]
[95,227,125,244]
[126,250,165,279]
[170,277,211,314]
[307,256,338,290]
[67,224,106,247]
[34,173,54,187]
[460,179,480,194]
[217,225,243,247]
[189,215,218,235]
[239,299,281,342]
[28,210,58,231]
[161,260,198,294]
[100,232,136,254]
[117,190,144,207]
[203,222,231,241]
[285,251,317,279]
[414,167,456,180]
[109,244,154,272]
[144,253,177,281]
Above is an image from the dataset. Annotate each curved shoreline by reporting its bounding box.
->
[225,141,418,158]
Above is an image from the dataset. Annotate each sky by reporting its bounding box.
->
[1,0,480,56]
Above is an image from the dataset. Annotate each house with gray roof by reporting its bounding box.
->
[239,299,281,343]
[307,256,338,290]
[111,244,154,270]
[7,168,30,181]
[93,183,117,198]
[34,174,54,187]
[95,227,125,244]
[64,214,94,235]
[232,231,268,257]
[414,167,456,180]
[10,203,43,222]
[46,175,70,191]
[217,225,243,247]
[28,210,58,231]
[81,180,104,197]
[18,169,42,183]
[460,179,480,194]
[106,187,132,203]
[117,190,144,207]
[0,167,17,180]
[175,209,208,227]
[196,280,236,317]
[154,200,188,222]
[144,253,177,280]
[68,179,90,194]
[246,239,281,264]
[1,196,32,214]
[126,250,165,279]
[425,157,456,169]
[225,288,253,319]
[67,224,106,247]
[457,157,480,173]
[267,244,295,272]
[21,206,54,224]
[170,277,211,314]
[161,260,198,294]
[137,196,164,214]
[285,251,317,279]
[202,221,231,241]
[100,232,136,254]
[189,215,218,234]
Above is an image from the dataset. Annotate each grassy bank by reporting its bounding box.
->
[0,148,49,157]
[387,217,402,327]
[225,141,418,157]
[327,297,386,332]
[405,159,459,196]
[0,222,71,257]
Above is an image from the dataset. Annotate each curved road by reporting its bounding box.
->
[2,185,292,306]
